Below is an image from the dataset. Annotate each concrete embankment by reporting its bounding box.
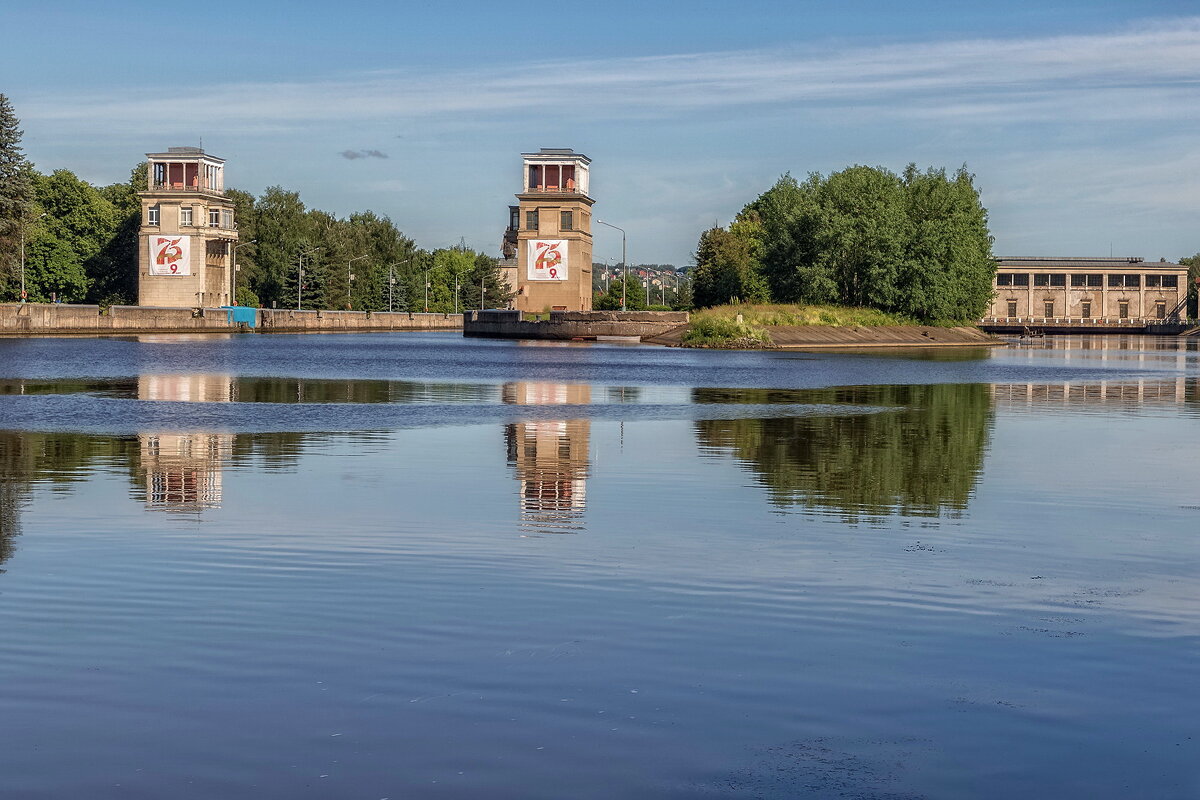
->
[0,304,461,336]
[644,324,1000,348]
[463,309,688,340]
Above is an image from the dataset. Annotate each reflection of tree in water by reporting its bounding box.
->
[694,384,994,520]
[0,430,344,565]
[0,432,140,568]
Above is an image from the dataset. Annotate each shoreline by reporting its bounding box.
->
[645,324,1002,349]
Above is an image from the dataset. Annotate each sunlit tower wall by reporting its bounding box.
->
[514,149,593,312]
[138,147,238,308]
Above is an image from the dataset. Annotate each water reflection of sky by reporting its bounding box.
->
[1,334,1199,798]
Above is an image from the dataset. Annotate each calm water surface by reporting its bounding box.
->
[0,333,1197,799]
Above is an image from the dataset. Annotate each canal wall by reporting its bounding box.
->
[0,304,461,335]
[462,309,689,340]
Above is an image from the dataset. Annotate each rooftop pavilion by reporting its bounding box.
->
[522,148,590,197]
[145,146,226,195]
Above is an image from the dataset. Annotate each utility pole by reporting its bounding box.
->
[298,247,322,310]
[232,239,256,306]
[348,255,367,309]
[596,220,626,311]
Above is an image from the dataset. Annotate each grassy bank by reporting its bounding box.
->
[691,303,916,328]
[681,303,917,347]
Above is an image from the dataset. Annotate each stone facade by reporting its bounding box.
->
[984,257,1188,321]
[138,147,238,308]
[511,149,594,312]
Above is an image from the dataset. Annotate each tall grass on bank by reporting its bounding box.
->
[681,315,772,347]
[691,303,915,328]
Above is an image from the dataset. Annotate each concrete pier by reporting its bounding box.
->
[463,309,688,341]
[0,304,461,336]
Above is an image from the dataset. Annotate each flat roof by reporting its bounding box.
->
[145,147,225,162]
[996,257,1183,269]
[522,147,590,164]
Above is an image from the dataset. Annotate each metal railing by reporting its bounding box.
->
[523,184,584,194]
[151,182,224,193]
[981,316,1194,326]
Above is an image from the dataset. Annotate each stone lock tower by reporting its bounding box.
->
[513,149,593,312]
[138,147,238,308]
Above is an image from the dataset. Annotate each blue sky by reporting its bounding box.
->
[5,1,1199,265]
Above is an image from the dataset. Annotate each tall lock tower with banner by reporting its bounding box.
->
[513,149,593,312]
[138,147,238,308]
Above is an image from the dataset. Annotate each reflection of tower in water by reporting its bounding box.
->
[502,383,590,534]
[137,375,235,512]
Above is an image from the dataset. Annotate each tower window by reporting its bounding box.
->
[148,205,160,226]
[560,211,573,231]
[526,210,539,231]
[180,207,193,226]
[209,209,221,227]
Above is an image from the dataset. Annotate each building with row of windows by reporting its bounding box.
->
[500,148,594,312]
[984,257,1189,322]
[137,146,239,308]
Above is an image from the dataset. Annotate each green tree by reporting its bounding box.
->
[690,219,770,308]
[224,188,258,306]
[742,173,828,303]
[728,163,995,322]
[898,165,994,321]
[464,251,514,310]
[0,94,35,299]
[427,245,475,313]
[594,272,647,310]
[252,187,310,308]
[87,162,145,306]
[1180,254,1200,318]
[25,169,125,303]
[814,165,909,310]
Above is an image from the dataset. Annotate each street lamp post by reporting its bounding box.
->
[232,239,256,306]
[19,212,48,303]
[298,247,322,310]
[596,219,627,311]
[384,255,417,313]
[347,255,367,309]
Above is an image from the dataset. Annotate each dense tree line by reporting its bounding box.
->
[0,95,511,310]
[691,164,998,322]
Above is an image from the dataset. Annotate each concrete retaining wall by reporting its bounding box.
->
[0,304,461,335]
[463,309,689,340]
[256,309,460,332]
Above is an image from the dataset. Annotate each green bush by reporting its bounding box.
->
[682,315,771,347]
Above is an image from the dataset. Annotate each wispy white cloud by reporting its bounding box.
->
[24,18,1200,133]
